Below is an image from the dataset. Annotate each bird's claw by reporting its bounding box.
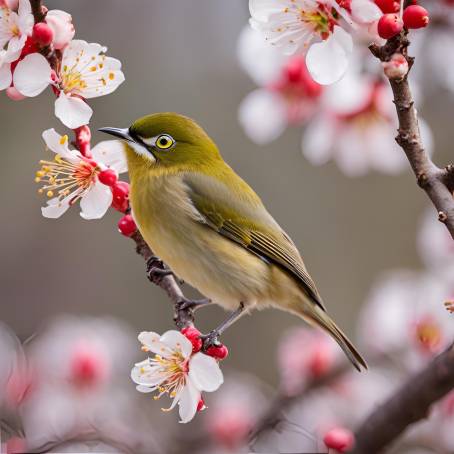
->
[176,298,212,312]
[146,256,173,283]
[200,330,222,350]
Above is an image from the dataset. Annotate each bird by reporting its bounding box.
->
[99,113,367,371]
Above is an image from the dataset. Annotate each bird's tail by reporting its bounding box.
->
[293,304,367,371]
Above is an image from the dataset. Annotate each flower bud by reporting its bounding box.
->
[206,344,229,360]
[6,87,26,101]
[197,397,206,412]
[74,125,91,156]
[323,427,355,453]
[382,53,408,79]
[181,326,203,353]
[374,0,399,13]
[0,0,18,9]
[118,214,136,237]
[111,181,130,212]
[377,13,403,39]
[98,169,118,187]
[45,10,75,50]
[32,23,54,47]
[403,5,429,29]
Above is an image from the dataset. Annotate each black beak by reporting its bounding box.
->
[98,127,134,142]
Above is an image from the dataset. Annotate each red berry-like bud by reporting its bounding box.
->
[377,13,403,39]
[323,427,355,453]
[197,397,206,412]
[181,327,203,353]
[32,23,54,47]
[98,169,118,187]
[403,5,429,29]
[374,0,399,13]
[111,181,130,212]
[206,344,229,360]
[118,214,136,237]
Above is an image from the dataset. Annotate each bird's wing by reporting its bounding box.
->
[183,172,325,310]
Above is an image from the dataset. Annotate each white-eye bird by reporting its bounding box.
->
[100,113,367,371]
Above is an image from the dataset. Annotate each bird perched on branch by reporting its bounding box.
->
[100,113,367,371]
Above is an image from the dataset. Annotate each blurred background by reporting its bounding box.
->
[1,0,452,387]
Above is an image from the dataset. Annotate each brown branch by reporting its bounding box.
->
[351,344,454,454]
[370,33,454,239]
[129,230,195,329]
[29,0,45,23]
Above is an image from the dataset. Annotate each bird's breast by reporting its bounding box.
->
[130,174,271,310]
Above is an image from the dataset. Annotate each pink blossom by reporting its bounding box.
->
[44,9,74,50]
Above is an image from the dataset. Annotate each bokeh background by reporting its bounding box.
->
[0,0,451,389]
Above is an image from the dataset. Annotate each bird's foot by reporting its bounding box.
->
[176,298,212,312]
[200,330,222,350]
[146,256,173,283]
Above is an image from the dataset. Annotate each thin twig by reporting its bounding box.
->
[370,32,454,238]
[351,344,454,454]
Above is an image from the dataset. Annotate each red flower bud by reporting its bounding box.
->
[205,344,229,360]
[382,53,409,79]
[20,37,38,58]
[181,327,203,353]
[111,181,130,213]
[377,13,403,39]
[118,214,136,237]
[98,169,118,187]
[323,427,355,453]
[197,397,206,412]
[374,0,399,13]
[32,23,54,47]
[403,5,429,29]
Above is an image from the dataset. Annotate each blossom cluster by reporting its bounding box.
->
[240,0,441,176]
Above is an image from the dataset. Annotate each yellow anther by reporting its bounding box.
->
[46,190,54,198]
[158,386,165,393]
[109,72,115,80]
[153,396,159,400]
[35,177,41,183]
[139,367,145,374]
[90,66,97,72]
[170,391,176,397]
[36,171,45,178]
[38,189,44,194]
[141,346,149,352]
[59,135,68,145]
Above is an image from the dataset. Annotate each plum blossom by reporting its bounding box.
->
[302,71,433,176]
[249,0,381,84]
[131,330,224,423]
[238,26,323,144]
[0,0,33,62]
[278,327,342,395]
[36,128,127,219]
[358,270,454,369]
[44,9,74,50]
[13,40,125,128]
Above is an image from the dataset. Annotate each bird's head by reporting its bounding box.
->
[99,113,221,175]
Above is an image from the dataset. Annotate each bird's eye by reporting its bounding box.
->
[155,134,174,150]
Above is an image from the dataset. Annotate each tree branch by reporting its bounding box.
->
[351,344,454,454]
[129,230,195,329]
[29,0,45,23]
[370,33,454,239]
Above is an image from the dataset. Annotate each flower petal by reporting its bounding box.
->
[138,331,171,357]
[136,385,154,393]
[0,62,12,90]
[42,128,80,161]
[238,89,287,144]
[41,195,71,219]
[188,352,223,392]
[79,182,112,220]
[91,140,127,173]
[306,26,353,85]
[13,53,52,96]
[54,93,93,129]
[178,379,200,423]
[131,363,165,387]
[160,331,193,359]
[351,0,382,23]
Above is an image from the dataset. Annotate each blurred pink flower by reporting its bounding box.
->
[131,330,224,423]
[302,72,433,176]
[278,327,342,395]
[238,26,323,144]
[358,270,454,368]
[249,0,381,84]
